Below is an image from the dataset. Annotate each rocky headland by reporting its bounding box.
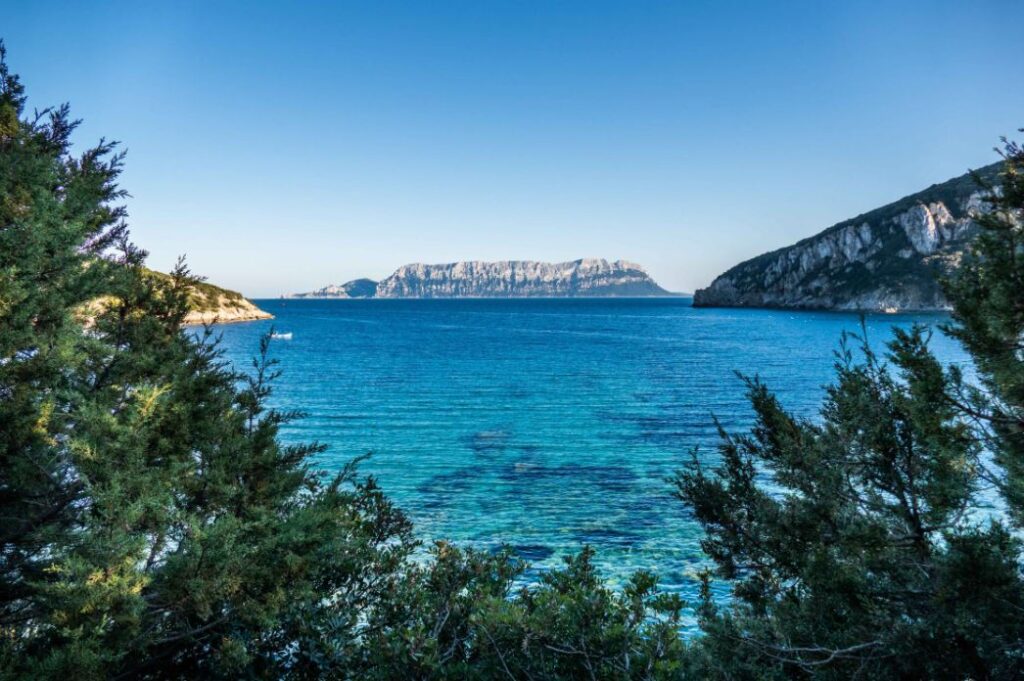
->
[82,271,272,326]
[177,277,273,325]
[693,163,1002,311]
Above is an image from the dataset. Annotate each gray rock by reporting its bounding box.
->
[291,259,674,299]
[693,162,1001,311]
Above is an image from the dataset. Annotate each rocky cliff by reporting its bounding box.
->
[295,259,673,299]
[693,163,1001,311]
[376,259,672,298]
[288,258,671,296]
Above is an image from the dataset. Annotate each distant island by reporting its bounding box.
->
[693,162,1002,311]
[288,258,680,299]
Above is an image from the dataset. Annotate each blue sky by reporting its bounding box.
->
[6,1,1024,296]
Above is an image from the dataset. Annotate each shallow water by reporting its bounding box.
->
[210,298,967,598]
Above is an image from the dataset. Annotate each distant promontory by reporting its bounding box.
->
[288,259,677,299]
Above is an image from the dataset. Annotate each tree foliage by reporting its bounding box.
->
[0,42,418,678]
[944,135,1024,525]
[675,134,1024,679]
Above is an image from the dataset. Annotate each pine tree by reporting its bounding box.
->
[675,136,1024,679]
[942,133,1024,524]
[0,38,130,654]
[0,43,417,679]
[360,543,691,679]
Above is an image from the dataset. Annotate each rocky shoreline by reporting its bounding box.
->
[182,303,273,326]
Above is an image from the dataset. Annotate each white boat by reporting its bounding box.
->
[270,332,293,340]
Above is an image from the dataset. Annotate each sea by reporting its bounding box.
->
[209,298,967,604]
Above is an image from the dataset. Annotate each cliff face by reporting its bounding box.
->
[374,259,671,298]
[693,163,1001,311]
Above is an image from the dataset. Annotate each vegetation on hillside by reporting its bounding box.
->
[694,160,1004,310]
[143,268,242,310]
[2,40,1023,679]
[80,268,268,324]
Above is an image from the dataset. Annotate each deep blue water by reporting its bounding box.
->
[209,298,967,599]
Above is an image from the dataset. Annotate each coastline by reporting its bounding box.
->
[182,307,273,326]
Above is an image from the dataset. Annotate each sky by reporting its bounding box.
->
[5,1,1024,297]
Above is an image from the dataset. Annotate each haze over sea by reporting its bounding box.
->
[211,298,966,600]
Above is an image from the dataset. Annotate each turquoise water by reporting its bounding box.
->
[210,298,967,598]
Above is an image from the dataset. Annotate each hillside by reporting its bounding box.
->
[84,270,272,326]
[164,273,273,325]
[693,162,1002,311]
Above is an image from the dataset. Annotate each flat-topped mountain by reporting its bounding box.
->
[693,162,1002,311]
[376,259,673,298]
[289,259,675,299]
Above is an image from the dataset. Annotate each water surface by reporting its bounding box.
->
[210,298,966,598]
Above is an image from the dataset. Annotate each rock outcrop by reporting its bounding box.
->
[693,163,1001,311]
[181,296,272,326]
[293,259,674,299]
